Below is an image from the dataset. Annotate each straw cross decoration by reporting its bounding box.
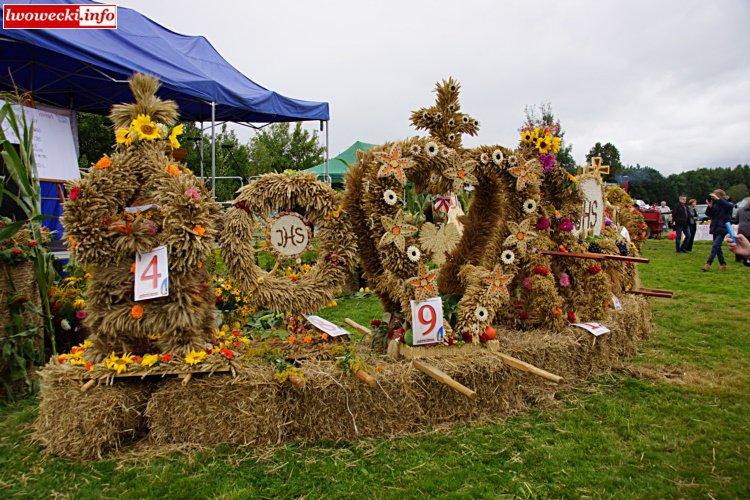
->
[583,156,610,178]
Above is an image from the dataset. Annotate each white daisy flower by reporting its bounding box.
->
[508,155,518,167]
[492,149,504,165]
[448,104,456,112]
[462,115,470,124]
[440,147,452,158]
[407,245,421,262]
[410,144,421,155]
[435,112,443,121]
[425,141,439,157]
[422,111,430,120]
[473,119,479,127]
[448,118,455,127]
[449,83,457,92]
[480,152,489,164]
[501,249,515,264]
[475,306,489,322]
[383,189,399,206]
[523,199,537,214]
[447,133,456,143]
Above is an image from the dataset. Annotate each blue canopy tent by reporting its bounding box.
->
[0,0,332,206]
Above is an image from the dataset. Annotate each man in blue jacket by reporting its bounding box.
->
[702,189,734,271]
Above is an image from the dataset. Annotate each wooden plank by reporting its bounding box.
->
[344,318,371,337]
[412,359,477,399]
[81,366,231,380]
[489,351,563,383]
[638,287,674,297]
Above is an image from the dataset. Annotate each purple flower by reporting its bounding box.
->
[604,217,613,227]
[559,217,574,232]
[522,276,533,290]
[535,217,550,231]
[539,153,556,172]
[76,310,87,320]
[559,272,570,288]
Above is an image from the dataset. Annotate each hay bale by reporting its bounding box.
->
[147,366,285,447]
[33,367,150,459]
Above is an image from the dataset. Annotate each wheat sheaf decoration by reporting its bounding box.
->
[219,171,357,315]
[62,73,220,362]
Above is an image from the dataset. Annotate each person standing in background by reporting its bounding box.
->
[659,201,672,235]
[672,195,691,253]
[703,189,733,272]
[735,197,750,262]
[683,198,698,252]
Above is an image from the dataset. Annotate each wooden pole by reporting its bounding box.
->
[626,289,673,299]
[289,374,305,388]
[344,318,372,337]
[490,352,563,384]
[541,250,607,260]
[80,378,97,392]
[412,359,476,399]
[181,373,192,386]
[355,369,377,387]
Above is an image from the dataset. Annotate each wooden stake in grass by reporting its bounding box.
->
[412,359,477,399]
[490,352,563,384]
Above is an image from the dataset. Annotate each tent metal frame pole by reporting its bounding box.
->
[325,120,330,184]
[199,120,204,179]
[210,102,216,196]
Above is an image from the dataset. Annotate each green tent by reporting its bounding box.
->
[304,141,374,185]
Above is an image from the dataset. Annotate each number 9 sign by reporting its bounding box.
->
[410,296,444,345]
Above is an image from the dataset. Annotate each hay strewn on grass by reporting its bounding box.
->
[34,296,649,459]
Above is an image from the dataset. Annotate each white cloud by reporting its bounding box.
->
[112,0,750,174]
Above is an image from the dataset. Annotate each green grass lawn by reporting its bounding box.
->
[1,240,749,498]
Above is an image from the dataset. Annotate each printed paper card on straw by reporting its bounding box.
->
[305,315,349,337]
[571,322,610,337]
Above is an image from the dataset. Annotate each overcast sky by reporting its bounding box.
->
[112,0,750,175]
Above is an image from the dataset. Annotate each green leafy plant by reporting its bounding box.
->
[0,97,58,362]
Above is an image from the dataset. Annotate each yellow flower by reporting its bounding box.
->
[82,339,93,349]
[141,354,159,368]
[72,298,86,310]
[115,127,132,145]
[551,136,561,154]
[104,352,134,374]
[184,350,207,365]
[169,123,183,149]
[131,114,161,141]
[535,133,554,154]
[520,129,534,143]
[215,287,223,298]
[68,351,85,366]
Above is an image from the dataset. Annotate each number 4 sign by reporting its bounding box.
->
[134,246,169,301]
[410,296,444,346]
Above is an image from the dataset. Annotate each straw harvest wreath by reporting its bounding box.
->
[344,78,641,342]
[219,172,357,314]
[62,74,221,362]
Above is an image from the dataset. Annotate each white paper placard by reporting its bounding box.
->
[410,296,445,345]
[571,322,610,337]
[620,226,631,242]
[304,315,349,337]
[134,246,169,301]
[1,101,80,180]
[611,294,623,311]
